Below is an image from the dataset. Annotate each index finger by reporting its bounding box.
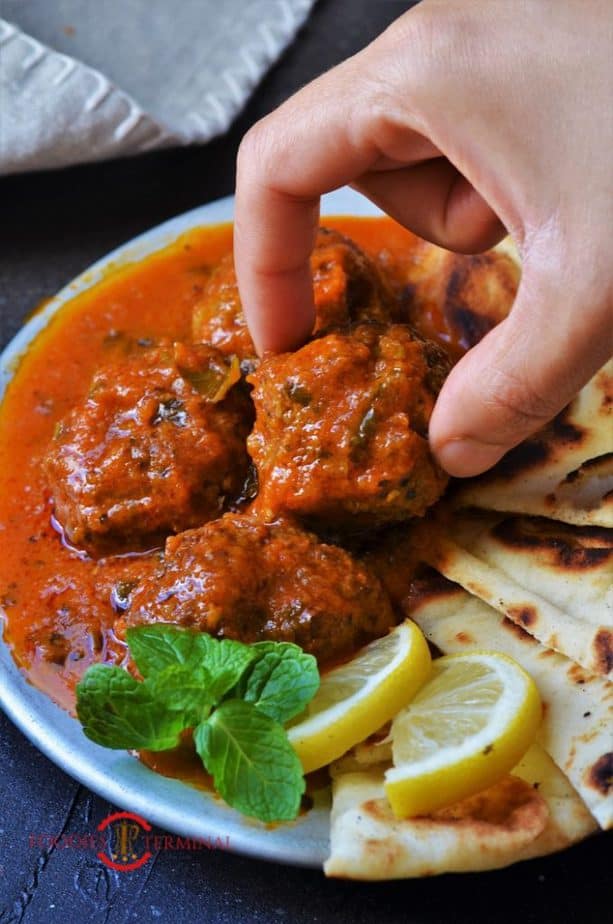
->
[234,58,383,354]
[233,15,454,355]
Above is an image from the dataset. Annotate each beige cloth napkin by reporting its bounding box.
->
[0,0,315,174]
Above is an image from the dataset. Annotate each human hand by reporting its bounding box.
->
[234,0,613,477]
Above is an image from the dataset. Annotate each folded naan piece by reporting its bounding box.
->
[396,236,520,355]
[426,514,613,676]
[325,744,597,879]
[406,583,613,829]
[452,360,613,527]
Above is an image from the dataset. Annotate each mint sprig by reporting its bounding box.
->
[195,701,304,822]
[76,625,319,823]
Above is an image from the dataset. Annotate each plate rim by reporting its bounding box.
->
[0,187,383,869]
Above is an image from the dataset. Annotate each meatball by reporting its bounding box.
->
[310,226,396,329]
[247,323,450,528]
[191,253,256,367]
[191,227,396,364]
[45,342,252,555]
[119,514,396,665]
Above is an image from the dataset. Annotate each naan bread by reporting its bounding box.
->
[404,240,611,529]
[396,236,520,353]
[406,583,613,829]
[547,454,613,519]
[452,360,613,527]
[426,513,612,676]
[398,238,611,528]
[325,744,596,879]
[324,236,609,880]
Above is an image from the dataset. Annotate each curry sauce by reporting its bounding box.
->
[0,217,487,717]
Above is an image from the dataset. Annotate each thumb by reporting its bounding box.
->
[428,256,613,477]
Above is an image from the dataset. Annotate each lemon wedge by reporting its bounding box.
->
[288,620,432,774]
[384,650,542,818]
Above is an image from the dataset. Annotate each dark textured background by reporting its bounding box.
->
[0,2,608,921]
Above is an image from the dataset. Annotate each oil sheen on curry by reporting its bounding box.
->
[0,217,519,721]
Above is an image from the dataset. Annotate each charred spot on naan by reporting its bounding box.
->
[585,753,613,797]
[567,663,591,685]
[501,616,536,643]
[564,453,613,484]
[557,455,613,515]
[402,568,460,612]
[353,774,548,851]
[430,775,547,830]
[593,629,613,675]
[492,517,613,569]
[507,604,538,629]
[443,254,518,344]
[454,631,475,645]
[400,245,520,359]
[491,413,587,481]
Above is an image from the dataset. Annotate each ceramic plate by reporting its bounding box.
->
[0,187,384,868]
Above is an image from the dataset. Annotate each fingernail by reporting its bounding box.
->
[435,438,506,478]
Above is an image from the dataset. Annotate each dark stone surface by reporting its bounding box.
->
[0,1,609,921]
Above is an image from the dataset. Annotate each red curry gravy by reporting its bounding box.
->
[0,217,462,722]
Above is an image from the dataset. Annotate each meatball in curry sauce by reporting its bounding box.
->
[118,514,395,666]
[191,227,397,367]
[248,322,450,529]
[3,217,493,712]
[44,341,252,555]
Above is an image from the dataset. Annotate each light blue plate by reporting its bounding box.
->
[0,187,383,868]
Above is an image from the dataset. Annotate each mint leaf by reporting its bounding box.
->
[145,664,213,726]
[194,700,304,822]
[126,624,204,675]
[126,625,256,700]
[237,642,320,724]
[76,664,186,750]
[199,638,258,701]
